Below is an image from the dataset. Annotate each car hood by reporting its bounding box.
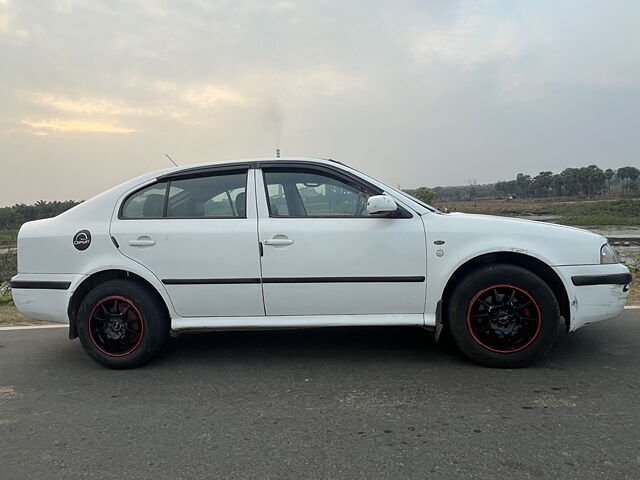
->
[429,212,607,266]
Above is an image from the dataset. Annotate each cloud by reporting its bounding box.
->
[22,119,134,134]
[23,65,357,135]
[408,2,526,69]
[34,93,157,116]
[180,85,247,108]
[0,0,28,37]
[272,1,297,13]
[23,85,248,133]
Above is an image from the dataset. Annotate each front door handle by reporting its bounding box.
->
[129,236,156,247]
[264,236,294,246]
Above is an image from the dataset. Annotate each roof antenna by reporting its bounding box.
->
[165,153,178,167]
[276,148,280,158]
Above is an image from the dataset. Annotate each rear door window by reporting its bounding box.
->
[121,169,248,219]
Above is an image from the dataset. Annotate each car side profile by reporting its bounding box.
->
[11,158,632,369]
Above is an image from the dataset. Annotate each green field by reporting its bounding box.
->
[434,197,640,226]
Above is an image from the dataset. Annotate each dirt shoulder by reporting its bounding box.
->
[0,304,54,326]
[628,276,640,306]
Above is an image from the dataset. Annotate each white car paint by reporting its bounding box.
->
[11,157,631,336]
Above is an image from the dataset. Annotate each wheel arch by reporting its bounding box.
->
[67,269,170,339]
[440,251,571,332]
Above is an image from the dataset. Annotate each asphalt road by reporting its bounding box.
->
[1,311,639,480]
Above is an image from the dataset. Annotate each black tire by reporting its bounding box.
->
[447,263,560,368]
[77,279,169,369]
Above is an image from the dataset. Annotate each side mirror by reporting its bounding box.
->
[366,195,398,216]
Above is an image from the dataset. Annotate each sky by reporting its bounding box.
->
[1,0,640,206]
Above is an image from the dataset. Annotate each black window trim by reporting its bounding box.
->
[259,162,413,219]
[118,160,417,220]
[118,165,251,220]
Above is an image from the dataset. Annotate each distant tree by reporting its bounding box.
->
[617,166,640,194]
[560,168,582,196]
[413,187,436,204]
[495,180,518,197]
[604,168,615,193]
[578,165,605,198]
[631,168,640,191]
[532,171,553,197]
[494,181,507,197]
[550,174,564,197]
[515,173,532,198]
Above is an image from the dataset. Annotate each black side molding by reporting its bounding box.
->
[162,278,261,285]
[262,276,425,284]
[10,281,71,290]
[571,273,632,286]
[162,276,426,285]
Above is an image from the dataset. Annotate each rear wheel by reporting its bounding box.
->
[447,264,560,368]
[77,280,169,369]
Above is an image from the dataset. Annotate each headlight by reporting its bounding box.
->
[600,243,619,264]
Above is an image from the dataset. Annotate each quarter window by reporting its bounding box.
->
[121,183,168,219]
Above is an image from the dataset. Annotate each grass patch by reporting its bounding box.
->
[434,197,640,226]
[0,228,18,247]
[626,253,640,275]
[0,249,17,283]
[0,228,19,283]
[550,198,640,226]
[0,294,13,305]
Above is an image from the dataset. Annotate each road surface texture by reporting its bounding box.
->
[1,311,639,480]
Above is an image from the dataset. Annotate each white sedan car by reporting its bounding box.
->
[11,158,632,369]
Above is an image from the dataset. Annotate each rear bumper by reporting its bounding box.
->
[571,272,633,286]
[10,273,86,324]
[554,264,632,332]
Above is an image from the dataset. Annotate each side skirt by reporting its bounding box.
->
[171,314,425,333]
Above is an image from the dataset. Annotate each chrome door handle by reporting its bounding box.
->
[129,237,156,247]
[264,237,294,246]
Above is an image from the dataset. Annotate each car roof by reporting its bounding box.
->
[162,157,341,175]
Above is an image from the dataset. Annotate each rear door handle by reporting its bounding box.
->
[264,237,294,246]
[129,236,156,247]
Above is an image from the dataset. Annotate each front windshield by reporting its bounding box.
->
[336,161,438,213]
[384,185,438,213]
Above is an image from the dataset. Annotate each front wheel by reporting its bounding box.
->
[77,280,169,369]
[447,264,561,368]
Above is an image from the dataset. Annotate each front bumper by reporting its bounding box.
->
[554,264,632,332]
[10,273,86,324]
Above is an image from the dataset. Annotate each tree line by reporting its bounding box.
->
[495,165,639,199]
[409,165,640,202]
[1,164,638,227]
[0,200,81,230]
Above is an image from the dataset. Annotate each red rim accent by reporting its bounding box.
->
[466,284,542,354]
[88,296,144,357]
